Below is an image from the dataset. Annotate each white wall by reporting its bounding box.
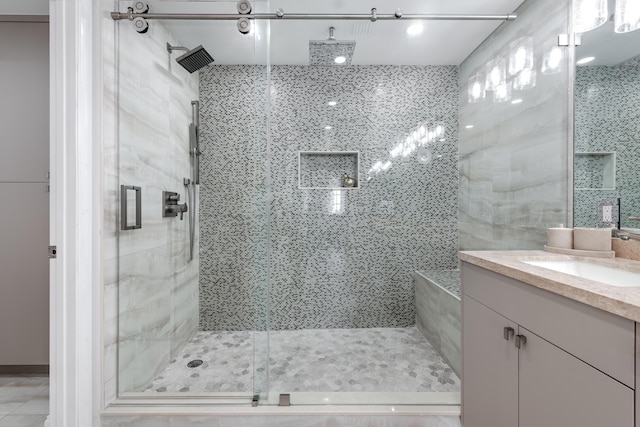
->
[0,0,48,16]
[0,21,49,368]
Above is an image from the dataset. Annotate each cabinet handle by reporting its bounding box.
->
[515,334,527,349]
[503,326,515,341]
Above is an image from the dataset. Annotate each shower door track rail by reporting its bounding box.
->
[111,11,517,22]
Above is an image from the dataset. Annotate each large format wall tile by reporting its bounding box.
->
[199,65,460,330]
[104,9,201,394]
[415,271,461,377]
[458,0,570,250]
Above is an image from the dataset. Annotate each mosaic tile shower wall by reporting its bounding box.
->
[573,59,640,228]
[199,65,459,330]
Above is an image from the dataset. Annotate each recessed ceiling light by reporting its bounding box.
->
[406,23,424,36]
[324,125,332,130]
[327,101,337,106]
[465,125,474,129]
[334,56,346,64]
[576,56,595,65]
[576,56,596,65]
[511,98,523,104]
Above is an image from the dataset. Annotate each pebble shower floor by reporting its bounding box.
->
[143,327,460,394]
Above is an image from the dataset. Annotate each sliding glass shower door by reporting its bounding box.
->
[114,0,270,401]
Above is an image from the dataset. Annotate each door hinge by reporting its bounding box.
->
[48,245,57,259]
[558,33,581,46]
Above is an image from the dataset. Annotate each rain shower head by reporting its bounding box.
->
[309,26,356,66]
[167,43,214,73]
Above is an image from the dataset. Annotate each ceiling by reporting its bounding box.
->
[149,0,526,65]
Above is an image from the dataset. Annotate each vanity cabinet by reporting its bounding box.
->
[462,262,635,427]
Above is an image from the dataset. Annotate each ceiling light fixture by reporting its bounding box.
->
[493,83,512,103]
[406,23,424,36]
[465,125,474,129]
[324,125,332,130]
[512,69,537,91]
[508,37,533,76]
[327,101,337,106]
[467,73,486,103]
[541,46,564,75]
[485,57,506,91]
[615,0,640,33]
[334,56,346,64]
[511,99,523,104]
[574,0,608,33]
[576,56,596,65]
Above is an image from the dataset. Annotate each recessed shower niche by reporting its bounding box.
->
[574,152,616,190]
[298,151,360,189]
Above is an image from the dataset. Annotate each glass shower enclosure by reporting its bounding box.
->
[110,0,553,408]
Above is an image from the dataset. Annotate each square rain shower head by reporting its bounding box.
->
[309,40,356,66]
[176,45,214,73]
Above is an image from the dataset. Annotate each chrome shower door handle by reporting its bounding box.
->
[121,185,142,230]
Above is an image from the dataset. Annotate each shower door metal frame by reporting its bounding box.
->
[112,11,517,22]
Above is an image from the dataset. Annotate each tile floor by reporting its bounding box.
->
[0,375,48,427]
[144,327,460,394]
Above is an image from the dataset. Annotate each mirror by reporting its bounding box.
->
[573,0,640,231]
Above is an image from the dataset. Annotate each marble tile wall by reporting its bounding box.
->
[414,271,461,377]
[199,65,460,331]
[458,0,570,250]
[103,0,200,396]
[573,61,640,228]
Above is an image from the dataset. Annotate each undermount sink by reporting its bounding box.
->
[522,259,640,287]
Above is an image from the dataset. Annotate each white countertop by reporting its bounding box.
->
[459,250,640,323]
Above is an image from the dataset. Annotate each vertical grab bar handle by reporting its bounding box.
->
[121,185,142,230]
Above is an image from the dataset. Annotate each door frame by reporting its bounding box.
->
[49,0,102,425]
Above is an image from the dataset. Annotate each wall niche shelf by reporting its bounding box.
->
[574,152,616,191]
[298,151,360,189]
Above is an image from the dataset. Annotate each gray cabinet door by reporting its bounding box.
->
[0,183,49,365]
[0,22,49,183]
[519,327,634,427]
[462,295,518,427]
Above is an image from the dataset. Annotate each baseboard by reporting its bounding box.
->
[0,365,49,375]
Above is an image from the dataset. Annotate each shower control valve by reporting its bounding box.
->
[163,191,188,220]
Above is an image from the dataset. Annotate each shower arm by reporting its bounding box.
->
[167,43,189,54]
[113,11,517,22]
